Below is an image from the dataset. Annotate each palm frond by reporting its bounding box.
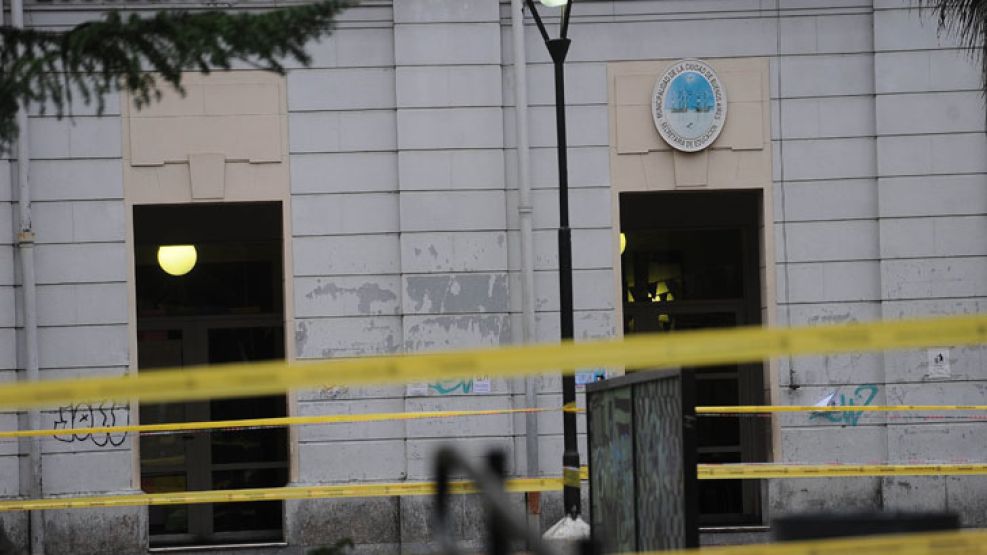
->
[916,0,987,95]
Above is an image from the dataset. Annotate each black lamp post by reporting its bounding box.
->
[523,0,580,519]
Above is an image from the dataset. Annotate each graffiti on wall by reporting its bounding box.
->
[406,377,492,396]
[429,379,475,395]
[809,384,879,427]
[53,402,129,447]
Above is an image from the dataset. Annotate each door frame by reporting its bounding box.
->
[120,73,298,547]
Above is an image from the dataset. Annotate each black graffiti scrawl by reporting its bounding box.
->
[53,402,129,447]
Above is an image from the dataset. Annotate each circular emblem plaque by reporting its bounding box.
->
[652,59,727,152]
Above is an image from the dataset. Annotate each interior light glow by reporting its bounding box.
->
[619,233,627,254]
[157,245,197,276]
[538,0,569,6]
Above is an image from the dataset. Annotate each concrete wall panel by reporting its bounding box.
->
[877,133,987,177]
[882,257,987,300]
[396,66,502,108]
[881,216,987,259]
[394,23,501,66]
[289,111,397,153]
[396,108,504,150]
[293,235,400,276]
[776,179,877,222]
[878,175,987,218]
[399,191,506,232]
[34,243,126,284]
[37,325,128,369]
[299,440,406,482]
[398,150,505,191]
[292,193,399,236]
[36,283,127,326]
[29,159,124,201]
[31,201,125,244]
[287,68,396,111]
[291,152,398,194]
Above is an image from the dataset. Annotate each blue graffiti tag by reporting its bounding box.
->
[809,384,879,427]
[428,379,474,395]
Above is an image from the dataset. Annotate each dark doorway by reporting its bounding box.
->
[134,202,289,547]
[619,190,767,526]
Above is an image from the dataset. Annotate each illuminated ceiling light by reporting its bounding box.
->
[157,245,197,276]
[620,233,627,254]
[538,0,569,6]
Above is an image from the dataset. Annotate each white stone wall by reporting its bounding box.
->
[874,0,987,524]
[3,0,987,551]
[770,3,888,514]
[0,151,17,517]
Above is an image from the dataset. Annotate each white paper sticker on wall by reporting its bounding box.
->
[473,377,491,394]
[406,383,428,397]
[576,369,608,387]
[928,348,950,379]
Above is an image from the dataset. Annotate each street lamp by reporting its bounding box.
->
[523,0,581,521]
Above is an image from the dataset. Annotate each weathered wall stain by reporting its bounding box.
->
[405,314,510,352]
[305,281,398,314]
[53,402,128,447]
[810,384,879,427]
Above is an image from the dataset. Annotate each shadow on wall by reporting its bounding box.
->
[0,521,19,555]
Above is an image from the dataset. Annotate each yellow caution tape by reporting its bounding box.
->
[698,405,987,414]
[0,315,982,410]
[699,463,987,479]
[629,529,987,555]
[13,403,987,441]
[0,408,548,440]
[5,463,985,512]
[0,478,563,513]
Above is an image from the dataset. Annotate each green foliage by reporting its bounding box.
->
[0,0,355,146]
[307,537,354,555]
[916,0,986,94]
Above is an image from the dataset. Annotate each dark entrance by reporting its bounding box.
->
[619,190,767,526]
[134,202,289,547]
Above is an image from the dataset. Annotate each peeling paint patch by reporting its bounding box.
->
[295,321,309,354]
[807,312,854,325]
[404,314,511,352]
[305,280,398,314]
[405,274,508,313]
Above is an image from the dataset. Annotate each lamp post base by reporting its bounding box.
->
[543,514,590,540]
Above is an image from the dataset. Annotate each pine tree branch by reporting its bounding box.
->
[0,0,356,147]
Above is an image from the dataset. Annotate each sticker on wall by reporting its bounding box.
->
[652,59,727,152]
[473,377,492,394]
[576,368,607,387]
[928,348,951,379]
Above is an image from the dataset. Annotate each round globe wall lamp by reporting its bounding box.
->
[157,245,197,276]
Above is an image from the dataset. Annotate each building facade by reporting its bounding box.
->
[1,0,986,553]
